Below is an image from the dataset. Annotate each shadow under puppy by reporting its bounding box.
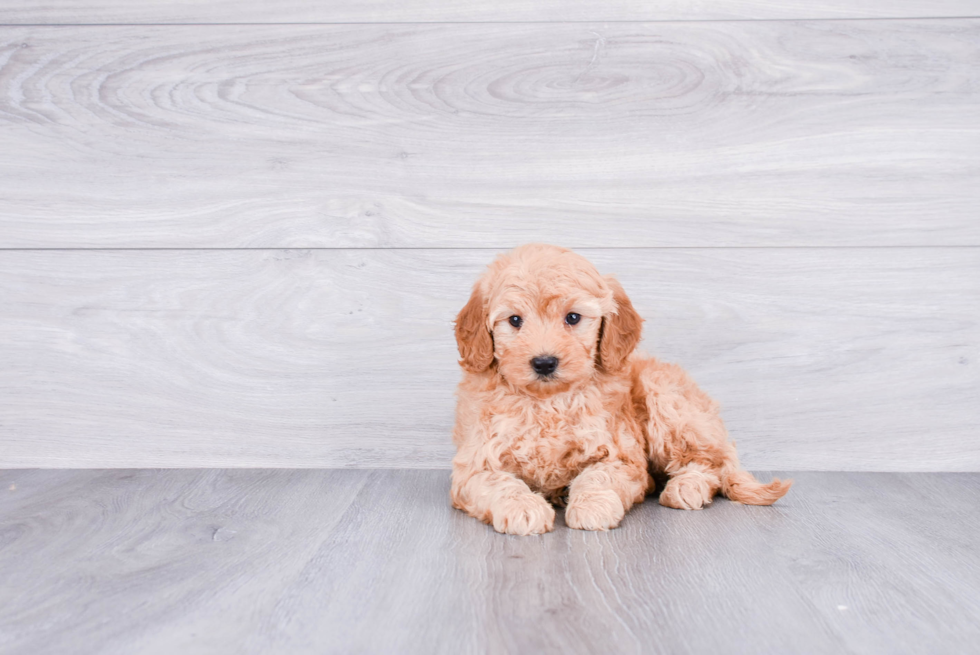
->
[451,244,791,535]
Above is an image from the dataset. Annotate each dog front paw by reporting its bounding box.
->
[565,489,625,531]
[490,493,555,536]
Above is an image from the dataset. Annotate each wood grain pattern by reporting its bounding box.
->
[0,470,978,654]
[1,248,976,470]
[1,0,978,24]
[1,21,978,247]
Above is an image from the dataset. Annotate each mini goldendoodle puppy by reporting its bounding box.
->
[451,244,791,535]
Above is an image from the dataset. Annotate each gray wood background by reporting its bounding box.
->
[1,2,977,469]
[2,0,978,23]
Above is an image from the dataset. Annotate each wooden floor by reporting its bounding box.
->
[1,470,978,654]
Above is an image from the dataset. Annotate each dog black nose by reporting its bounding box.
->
[531,356,559,376]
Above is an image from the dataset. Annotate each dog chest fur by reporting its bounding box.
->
[457,379,643,498]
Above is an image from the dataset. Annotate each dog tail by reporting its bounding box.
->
[721,467,792,505]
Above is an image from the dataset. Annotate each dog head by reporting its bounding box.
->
[455,244,643,395]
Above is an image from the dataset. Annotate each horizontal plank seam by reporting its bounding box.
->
[0,467,972,473]
[2,16,980,27]
[1,246,978,252]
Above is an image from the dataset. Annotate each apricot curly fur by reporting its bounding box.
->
[451,244,791,535]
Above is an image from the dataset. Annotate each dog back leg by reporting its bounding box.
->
[630,357,792,508]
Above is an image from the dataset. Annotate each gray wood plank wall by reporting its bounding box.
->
[1,3,977,469]
[1,1,977,23]
[2,22,979,248]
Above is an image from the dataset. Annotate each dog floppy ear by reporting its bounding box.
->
[455,284,494,372]
[597,277,643,373]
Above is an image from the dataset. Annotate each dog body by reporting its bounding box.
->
[451,244,791,535]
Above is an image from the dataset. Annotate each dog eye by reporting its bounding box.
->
[565,313,581,325]
[508,315,523,328]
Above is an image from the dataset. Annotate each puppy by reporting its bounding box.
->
[451,244,791,535]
